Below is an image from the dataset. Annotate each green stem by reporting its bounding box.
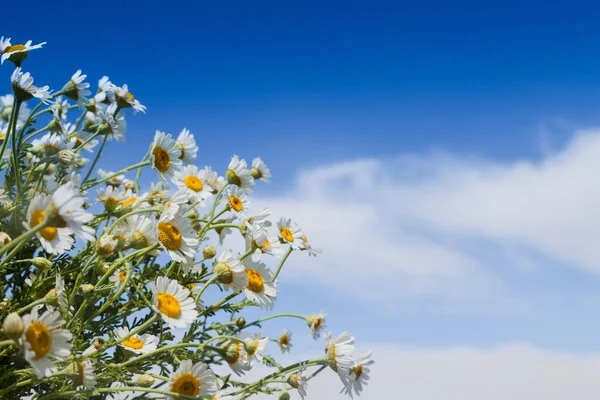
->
[15,298,46,315]
[272,247,293,281]
[0,339,15,347]
[82,134,107,183]
[0,98,21,164]
[37,386,208,400]
[0,222,46,259]
[105,207,159,235]
[242,313,306,330]
[68,254,96,304]
[82,159,150,190]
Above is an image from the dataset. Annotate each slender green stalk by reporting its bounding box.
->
[0,98,21,163]
[81,134,107,183]
[37,386,207,400]
[0,221,47,259]
[15,298,46,315]
[82,159,150,190]
[105,207,159,235]
[272,246,293,281]
[0,340,15,348]
[242,313,306,329]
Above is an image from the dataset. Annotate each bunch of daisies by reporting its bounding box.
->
[0,36,373,399]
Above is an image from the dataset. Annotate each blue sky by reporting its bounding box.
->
[6,1,600,398]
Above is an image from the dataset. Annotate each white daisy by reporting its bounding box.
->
[151,277,198,329]
[48,181,95,242]
[24,192,74,255]
[112,84,146,113]
[226,155,254,191]
[277,217,304,249]
[150,130,182,181]
[62,70,91,104]
[246,223,282,262]
[50,96,69,121]
[203,166,226,193]
[224,340,252,376]
[288,365,308,399]
[11,67,52,103]
[0,37,46,65]
[244,207,272,230]
[162,360,217,399]
[242,259,277,308]
[121,215,157,250]
[225,186,249,216]
[342,351,374,397]
[173,164,212,202]
[237,332,269,363]
[250,157,271,183]
[301,233,322,257]
[176,128,198,163]
[0,94,31,123]
[143,181,170,207]
[325,331,355,376]
[97,169,125,187]
[21,305,73,378]
[157,209,199,263]
[307,312,327,339]
[277,330,293,353]
[96,103,126,141]
[30,132,75,157]
[55,274,68,311]
[113,326,157,355]
[74,359,96,389]
[70,131,99,153]
[109,268,129,288]
[97,185,128,213]
[213,250,247,292]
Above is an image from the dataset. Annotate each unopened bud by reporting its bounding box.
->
[80,284,95,294]
[93,338,106,349]
[136,374,155,388]
[31,257,52,269]
[279,392,291,400]
[202,245,217,260]
[44,288,59,306]
[2,312,24,340]
[58,150,77,166]
[213,262,233,284]
[235,317,246,328]
[96,263,110,275]
[96,235,119,257]
[287,373,300,389]
[0,232,11,246]
[124,181,135,191]
[129,231,149,250]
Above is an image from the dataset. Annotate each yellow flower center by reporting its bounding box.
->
[4,44,26,53]
[122,336,144,350]
[352,365,363,379]
[246,269,264,293]
[279,334,290,347]
[119,270,127,283]
[228,195,243,212]
[125,92,135,101]
[258,239,270,250]
[170,373,200,398]
[121,196,136,207]
[0,131,5,140]
[280,227,294,243]
[25,321,52,360]
[184,175,203,192]
[104,198,120,212]
[158,222,182,251]
[152,146,171,173]
[30,210,58,241]
[302,235,308,244]
[157,292,181,318]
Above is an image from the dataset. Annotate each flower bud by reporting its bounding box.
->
[226,168,242,186]
[31,257,52,269]
[287,373,300,389]
[0,232,11,246]
[250,167,262,180]
[80,284,95,294]
[44,288,59,306]
[58,150,77,166]
[62,80,79,101]
[129,230,149,250]
[213,262,233,284]
[279,391,291,400]
[136,374,155,388]
[93,338,106,349]
[202,245,217,260]
[96,235,119,257]
[47,118,62,133]
[235,317,246,328]
[0,298,9,310]
[96,263,110,275]
[2,312,24,340]
[124,181,135,191]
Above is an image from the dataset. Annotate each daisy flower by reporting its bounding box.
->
[0,37,46,65]
[11,68,52,103]
[151,277,198,329]
[109,268,128,288]
[226,155,254,191]
[342,351,374,397]
[277,330,293,353]
[143,181,170,207]
[301,233,322,257]
[325,331,355,376]
[113,326,157,355]
[97,169,125,187]
[97,185,128,213]
[173,164,212,202]
[250,157,271,183]
[47,182,95,242]
[0,94,31,123]
[24,192,74,255]
[203,166,226,193]
[62,70,91,104]
[70,131,99,153]
[50,96,69,121]
[112,84,146,113]
[30,132,74,156]
[246,223,282,262]
[213,250,247,292]
[307,312,327,339]
[122,215,157,250]
[242,259,277,308]
[237,332,269,363]
[244,207,272,230]
[157,209,199,263]
[288,365,308,399]
[225,186,249,216]
[21,305,72,378]
[73,359,96,389]
[150,130,182,181]
[277,217,304,249]
[96,103,126,141]
[176,128,198,163]
[55,274,68,311]
[224,340,252,376]
[162,360,217,399]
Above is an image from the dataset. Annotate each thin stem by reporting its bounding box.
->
[242,313,306,329]
[15,298,46,315]
[82,134,107,183]
[0,222,46,259]
[37,386,207,400]
[105,207,159,235]
[82,159,150,190]
[0,98,21,164]
[0,339,15,347]
[272,246,293,281]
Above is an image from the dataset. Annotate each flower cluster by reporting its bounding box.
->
[0,37,372,399]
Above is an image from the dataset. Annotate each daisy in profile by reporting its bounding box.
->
[50,96,69,121]
[150,130,182,181]
[250,157,271,183]
[30,133,75,157]
[203,166,226,193]
[55,274,68,312]
[151,277,198,329]
[301,233,322,257]
[277,330,293,353]
[288,365,308,399]
[277,217,304,249]
[225,186,249,216]
[143,181,170,207]
[225,155,254,191]
[96,103,126,141]
[0,94,31,123]
[306,312,326,339]
[24,192,74,255]
[242,259,277,308]
[62,70,91,104]
[121,215,157,250]
[342,351,374,397]
[213,251,247,292]
[70,131,99,153]
[162,360,217,399]
[48,182,95,242]
[237,332,269,364]
[97,169,125,187]
[173,164,212,202]
[21,305,72,378]
[0,37,46,65]
[111,83,146,113]
[224,340,252,376]
[11,68,52,103]
[176,128,198,163]
[113,326,158,355]
[246,223,282,262]
[157,209,198,263]
[73,359,96,389]
[325,331,355,377]
[97,185,128,213]
[215,215,236,245]
[244,208,272,230]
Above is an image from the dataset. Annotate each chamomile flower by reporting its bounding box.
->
[70,131,99,153]
[242,259,277,308]
[307,312,327,339]
[246,223,282,262]
[288,365,308,399]
[21,305,72,378]
[151,277,198,329]
[11,68,52,103]
[113,326,157,355]
[96,103,126,141]
[62,70,91,103]
[143,181,170,207]
[48,182,95,242]
[277,217,304,249]
[301,234,322,257]
[24,192,74,255]
[174,164,212,202]
[250,157,271,183]
[176,128,198,163]
[325,332,355,376]
[0,94,31,123]
[122,215,157,250]
[213,251,247,292]
[50,96,69,121]
[97,185,128,213]
[150,130,182,181]
[244,207,272,230]
[112,84,146,113]
[157,210,199,263]
[225,186,249,216]
[226,155,254,191]
[224,340,252,376]
[0,122,6,141]
[162,360,217,399]
[31,132,74,156]
[277,330,293,353]
[97,169,125,187]
[0,37,46,65]
[342,352,374,397]
[109,268,129,288]
[203,166,226,193]
[237,332,269,363]
[71,358,96,389]
[55,274,68,311]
